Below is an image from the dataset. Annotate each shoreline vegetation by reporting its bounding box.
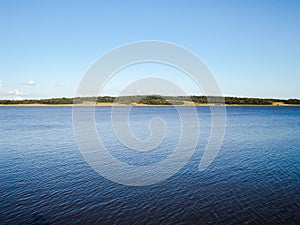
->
[0,95,299,106]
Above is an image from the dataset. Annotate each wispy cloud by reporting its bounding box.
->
[9,89,24,96]
[0,80,2,88]
[23,80,36,85]
[9,89,24,100]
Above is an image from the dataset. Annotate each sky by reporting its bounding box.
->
[0,0,299,99]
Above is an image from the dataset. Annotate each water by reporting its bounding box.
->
[0,106,299,224]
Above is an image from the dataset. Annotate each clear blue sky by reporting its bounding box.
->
[0,0,299,99]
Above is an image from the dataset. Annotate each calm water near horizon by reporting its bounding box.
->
[0,106,299,224]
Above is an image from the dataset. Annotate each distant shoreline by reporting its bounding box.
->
[1,95,299,107]
[1,103,299,107]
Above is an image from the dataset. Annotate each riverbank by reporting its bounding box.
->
[1,103,299,107]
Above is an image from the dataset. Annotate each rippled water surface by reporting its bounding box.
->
[0,106,299,224]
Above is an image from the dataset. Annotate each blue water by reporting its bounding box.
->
[0,106,299,224]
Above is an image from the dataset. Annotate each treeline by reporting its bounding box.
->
[224,97,300,105]
[285,99,300,104]
[137,95,172,105]
[0,95,299,105]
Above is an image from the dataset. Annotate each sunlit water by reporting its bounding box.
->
[0,106,299,224]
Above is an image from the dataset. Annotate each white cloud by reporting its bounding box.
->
[0,80,2,88]
[9,89,24,96]
[15,96,24,100]
[8,89,25,100]
[23,80,35,85]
